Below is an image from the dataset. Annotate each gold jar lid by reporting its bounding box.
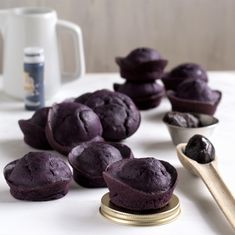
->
[99,193,180,226]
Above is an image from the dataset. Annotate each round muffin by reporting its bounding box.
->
[18,107,52,150]
[68,142,134,188]
[75,89,141,141]
[4,152,72,201]
[103,157,177,211]
[46,102,103,155]
[116,48,168,82]
[162,63,208,91]
[167,79,222,115]
[185,134,215,164]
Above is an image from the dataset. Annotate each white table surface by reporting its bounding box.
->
[0,72,235,235]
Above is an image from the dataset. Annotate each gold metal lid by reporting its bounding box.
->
[99,193,180,226]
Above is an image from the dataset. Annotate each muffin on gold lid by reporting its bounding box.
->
[101,157,179,225]
[103,157,177,211]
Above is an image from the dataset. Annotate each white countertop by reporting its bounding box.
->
[0,72,235,235]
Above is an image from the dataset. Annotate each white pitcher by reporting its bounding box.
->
[0,7,85,99]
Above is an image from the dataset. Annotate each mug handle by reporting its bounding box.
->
[57,20,85,80]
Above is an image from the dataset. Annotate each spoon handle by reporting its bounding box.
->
[198,162,235,230]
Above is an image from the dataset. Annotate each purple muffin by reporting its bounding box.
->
[46,102,103,155]
[114,81,165,110]
[68,142,134,188]
[116,48,168,82]
[76,89,141,141]
[176,79,219,102]
[162,63,208,91]
[167,79,222,115]
[103,157,177,211]
[4,152,72,201]
[18,107,52,150]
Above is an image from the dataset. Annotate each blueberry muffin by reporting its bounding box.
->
[68,142,133,188]
[116,48,168,82]
[167,79,222,115]
[103,157,177,211]
[75,89,141,141]
[4,152,72,201]
[46,102,103,155]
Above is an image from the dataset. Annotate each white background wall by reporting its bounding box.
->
[0,0,234,72]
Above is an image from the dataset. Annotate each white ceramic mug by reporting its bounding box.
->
[0,7,85,99]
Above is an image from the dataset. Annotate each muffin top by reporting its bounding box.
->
[52,102,102,145]
[162,63,208,91]
[46,102,103,154]
[105,157,176,193]
[117,158,171,193]
[169,63,208,82]
[124,48,162,65]
[176,79,219,102]
[4,152,72,188]
[70,142,123,177]
[76,89,141,141]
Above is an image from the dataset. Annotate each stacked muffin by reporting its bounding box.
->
[162,63,222,115]
[114,48,168,110]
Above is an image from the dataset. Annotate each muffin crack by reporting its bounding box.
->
[49,160,56,177]
[77,111,89,134]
